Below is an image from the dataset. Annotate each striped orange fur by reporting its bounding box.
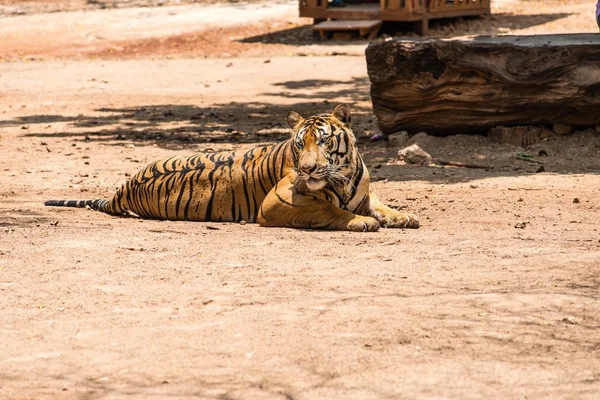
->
[45,105,419,231]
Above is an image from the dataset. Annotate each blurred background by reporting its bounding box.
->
[1,0,598,61]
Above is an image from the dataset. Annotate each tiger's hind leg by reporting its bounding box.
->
[257,175,380,232]
[368,193,419,229]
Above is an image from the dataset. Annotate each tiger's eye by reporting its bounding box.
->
[318,136,330,145]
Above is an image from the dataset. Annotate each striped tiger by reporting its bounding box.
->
[45,105,419,232]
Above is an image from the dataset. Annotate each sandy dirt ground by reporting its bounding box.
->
[1,0,600,399]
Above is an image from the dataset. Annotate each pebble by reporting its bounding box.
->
[397,143,433,165]
[552,124,573,135]
[388,131,409,148]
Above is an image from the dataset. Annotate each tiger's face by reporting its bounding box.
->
[287,104,358,191]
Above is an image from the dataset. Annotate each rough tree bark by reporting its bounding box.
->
[366,34,600,136]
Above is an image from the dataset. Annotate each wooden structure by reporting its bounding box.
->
[312,20,382,40]
[366,34,600,136]
[300,0,490,35]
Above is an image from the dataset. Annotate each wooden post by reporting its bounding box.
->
[418,16,429,36]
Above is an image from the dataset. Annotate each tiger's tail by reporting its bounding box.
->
[44,199,120,215]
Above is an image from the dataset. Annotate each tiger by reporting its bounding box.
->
[45,105,419,232]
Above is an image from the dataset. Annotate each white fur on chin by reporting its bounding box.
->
[306,178,327,191]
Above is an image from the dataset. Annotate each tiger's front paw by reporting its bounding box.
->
[377,212,420,229]
[346,216,380,232]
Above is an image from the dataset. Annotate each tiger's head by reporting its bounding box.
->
[287,104,359,192]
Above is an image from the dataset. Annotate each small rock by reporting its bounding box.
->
[119,246,144,252]
[552,124,573,135]
[370,133,385,142]
[411,131,429,141]
[562,316,577,325]
[388,131,409,148]
[535,165,545,173]
[573,198,580,204]
[514,221,529,229]
[397,144,433,165]
[538,150,549,157]
[239,220,247,225]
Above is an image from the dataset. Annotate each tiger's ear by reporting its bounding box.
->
[332,104,351,126]
[287,111,304,129]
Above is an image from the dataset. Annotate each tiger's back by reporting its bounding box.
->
[47,141,293,222]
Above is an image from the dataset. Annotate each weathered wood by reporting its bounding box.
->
[366,34,600,135]
[488,126,552,148]
[300,0,489,26]
[312,19,382,40]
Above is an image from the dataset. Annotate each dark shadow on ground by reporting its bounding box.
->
[13,103,297,147]
[240,13,571,45]
[9,102,374,148]
[2,77,373,148]
[362,129,600,184]
[427,13,572,37]
[268,76,371,101]
[3,74,598,184]
[240,25,348,46]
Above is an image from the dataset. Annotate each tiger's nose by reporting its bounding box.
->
[300,165,317,175]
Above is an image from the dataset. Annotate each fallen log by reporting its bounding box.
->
[366,34,600,136]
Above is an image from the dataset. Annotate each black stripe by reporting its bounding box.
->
[349,159,364,201]
[174,174,187,220]
[204,158,221,221]
[259,147,274,189]
[251,193,259,222]
[241,179,251,221]
[355,194,370,215]
[183,172,196,221]
[231,189,236,221]
[253,156,268,197]
[278,142,289,179]
[204,189,215,221]
[163,175,175,220]
[275,191,300,208]
[270,142,284,183]
[125,180,138,216]
[155,180,166,219]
